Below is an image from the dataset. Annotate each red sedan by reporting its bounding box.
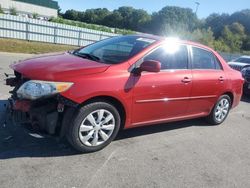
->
[7,35,244,152]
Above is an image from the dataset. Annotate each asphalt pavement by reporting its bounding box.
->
[0,52,250,188]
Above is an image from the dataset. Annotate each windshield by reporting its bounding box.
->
[233,57,250,64]
[73,36,156,64]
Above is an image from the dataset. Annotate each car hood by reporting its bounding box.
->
[11,52,110,81]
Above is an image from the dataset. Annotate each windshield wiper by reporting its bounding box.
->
[73,51,100,61]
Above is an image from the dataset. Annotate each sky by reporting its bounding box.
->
[57,0,249,19]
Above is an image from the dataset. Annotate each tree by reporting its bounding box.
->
[9,7,17,15]
[91,8,110,25]
[82,9,98,23]
[57,5,63,17]
[229,22,245,35]
[243,36,250,51]
[150,6,198,35]
[213,39,231,52]
[220,23,246,52]
[205,13,230,38]
[189,28,215,47]
[58,6,250,53]
[32,13,38,19]
[129,9,151,31]
[63,9,79,21]
[78,11,85,22]
[115,6,134,28]
[0,5,4,14]
[229,9,250,34]
[103,11,123,28]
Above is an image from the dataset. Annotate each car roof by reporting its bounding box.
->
[130,34,214,51]
[130,34,165,41]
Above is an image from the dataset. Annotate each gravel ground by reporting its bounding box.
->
[0,52,250,188]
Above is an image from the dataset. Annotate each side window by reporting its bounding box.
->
[143,45,188,70]
[214,56,223,70]
[192,47,222,70]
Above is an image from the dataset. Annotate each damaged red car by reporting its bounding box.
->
[7,35,244,152]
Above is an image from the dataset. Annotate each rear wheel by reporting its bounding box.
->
[67,102,121,153]
[206,95,231,125]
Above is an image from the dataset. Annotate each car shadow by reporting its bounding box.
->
[241,95,250,103]
[0,99,210,159]
[116,118,208,140]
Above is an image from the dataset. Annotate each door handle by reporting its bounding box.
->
[181,77,192,83]
[218,76,224,81]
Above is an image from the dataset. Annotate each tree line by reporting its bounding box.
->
[1,4,250,53]
[59,6,250,53]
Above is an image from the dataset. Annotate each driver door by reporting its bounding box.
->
[131,45,193,127]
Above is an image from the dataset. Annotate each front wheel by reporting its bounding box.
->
[206,95,231,125]
[67,102,121,153]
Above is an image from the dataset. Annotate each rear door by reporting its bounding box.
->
[188,46,226,115]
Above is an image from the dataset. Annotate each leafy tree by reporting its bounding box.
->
[116,6,134,28]
[213,39,231,52]
[80,6,151,31]
[9,7,17,15]
[229,9,250,34]
[205,13,230,38]
[243,36,250,51]
[189,28,215,47]
[129,9,151,31]
[57,5,63,17]
[82,9,97,23]
[205,10,250,36]
[229,22,246,36]
[57,6,250,53]
[220,23,246,52]
[81,8,109,24]
[103,11,123,28]
[0,5,4,14]
[78,11,85,22]
[32,13,38,19]
[63,9,79,21]
[150,6,198,35]
[92,8,110,25]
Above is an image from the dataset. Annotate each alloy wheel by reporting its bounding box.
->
[214,98,230,123]
[79,109,115,147]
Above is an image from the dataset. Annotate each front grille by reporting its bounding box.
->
[229,65,244,71]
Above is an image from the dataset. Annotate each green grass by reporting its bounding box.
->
[0,38,77,54]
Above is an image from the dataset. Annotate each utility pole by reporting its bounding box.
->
[195,2,200,15]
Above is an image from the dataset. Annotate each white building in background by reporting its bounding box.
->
[0,0,58,19]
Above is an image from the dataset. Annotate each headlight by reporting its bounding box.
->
[17,80,73,100]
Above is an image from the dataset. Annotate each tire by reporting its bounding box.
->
[66,101,121,153]
[206,95,231,125]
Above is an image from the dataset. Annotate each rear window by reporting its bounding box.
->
[192,47,222,70]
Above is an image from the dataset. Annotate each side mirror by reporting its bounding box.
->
[139,60,161,73]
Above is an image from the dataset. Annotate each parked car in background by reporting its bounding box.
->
[6,35,244,153]
[241,67,250,94]
[228,56,250,71]
[228,56,250,94]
